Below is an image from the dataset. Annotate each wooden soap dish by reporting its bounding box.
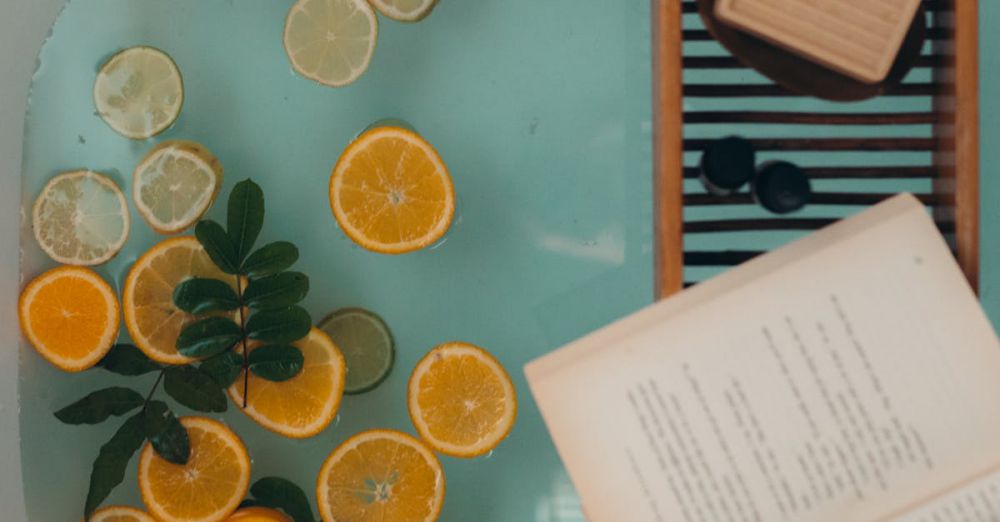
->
[713,0,923,85]
[700,0,927,102]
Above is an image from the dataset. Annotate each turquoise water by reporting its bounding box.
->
[980,7,1000,327]
[18,0,652,520]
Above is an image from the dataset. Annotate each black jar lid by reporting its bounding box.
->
[754,161,812,214]
[699,136,756,192]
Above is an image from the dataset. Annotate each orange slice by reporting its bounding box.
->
[316,429,445,522]
[408,342,517,458]
[89,505,156,522]
[228,328,346,438]
[18,266,119,372]
[138,417,251,522]
[330,126,455,254]
[123,236,237,365]
[226,507,292,522]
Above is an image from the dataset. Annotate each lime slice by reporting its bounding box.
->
[318,308,394,394]
[32,170,130,266]
[369,0,438,22]
[283,0,378,87]
[93,46,184,140]
[133,140,223,234]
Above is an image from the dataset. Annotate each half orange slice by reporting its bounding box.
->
[123,236,237,365]
[18,266,119,372]
[330,126,454,254]
[228,328,346,438]
[316,429,445,522]
[138,417,250,522]
[408,342,517,458]
[89,505,156,522]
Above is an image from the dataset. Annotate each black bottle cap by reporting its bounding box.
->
[753,161,812,214]
[699,136,756,194]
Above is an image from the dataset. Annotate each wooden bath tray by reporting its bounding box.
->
[652,0,980,297]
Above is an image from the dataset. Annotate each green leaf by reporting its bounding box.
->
[244,272,309,311]
[250,476,316,522]
[238,499,260,509]
[173,278,239,314]
[228,179,265,263]
[248,345,304,382]
[242,241,298,278]
[84,413,146,519]
[54,387,144,425]
[177,317,242,358]
[199,350,245,388]
[163,366,228,413]
[97,345,161,376]
[143,401,190,465]
[246,306,312,344]
[196,220,240,274]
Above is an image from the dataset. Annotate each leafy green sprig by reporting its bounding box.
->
[56,179,314,520]
[56,344,227,520]
[174,179,312,404]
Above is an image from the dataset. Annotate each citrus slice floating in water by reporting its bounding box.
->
[408,342,517,458]
[229,328,346,439]
[330,126,455,254]
[369,0,438,22]
[316,429,445,522]
[32,170,130,266]
[123,236,237,365]
[318,307,394,394]
[133,140,223,234]
[226,506,292,522]
[139,417,250,522]
[94,46,183,140]
[89,505,157,522]
[283,0,378,87]
[18,266,119,372]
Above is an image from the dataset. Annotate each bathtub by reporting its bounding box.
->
[1,1,63,519]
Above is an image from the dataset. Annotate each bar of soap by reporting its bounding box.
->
[714,0,922,84]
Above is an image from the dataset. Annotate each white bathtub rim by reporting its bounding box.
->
[1,0,67,520]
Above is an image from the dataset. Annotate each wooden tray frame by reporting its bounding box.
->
[652,0,980,299]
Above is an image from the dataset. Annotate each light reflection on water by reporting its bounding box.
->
[535,470,586,522]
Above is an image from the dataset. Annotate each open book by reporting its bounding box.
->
[526,194,1000,522]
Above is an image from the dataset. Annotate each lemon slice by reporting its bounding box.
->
[133,140,223,234]
[283,0,378,87]
[32,170,130,266]
[369,0,438,22]
[94,46,183,140]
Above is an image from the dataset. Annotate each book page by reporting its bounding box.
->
[889,467,1000,522]
[526,194,1000,522]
